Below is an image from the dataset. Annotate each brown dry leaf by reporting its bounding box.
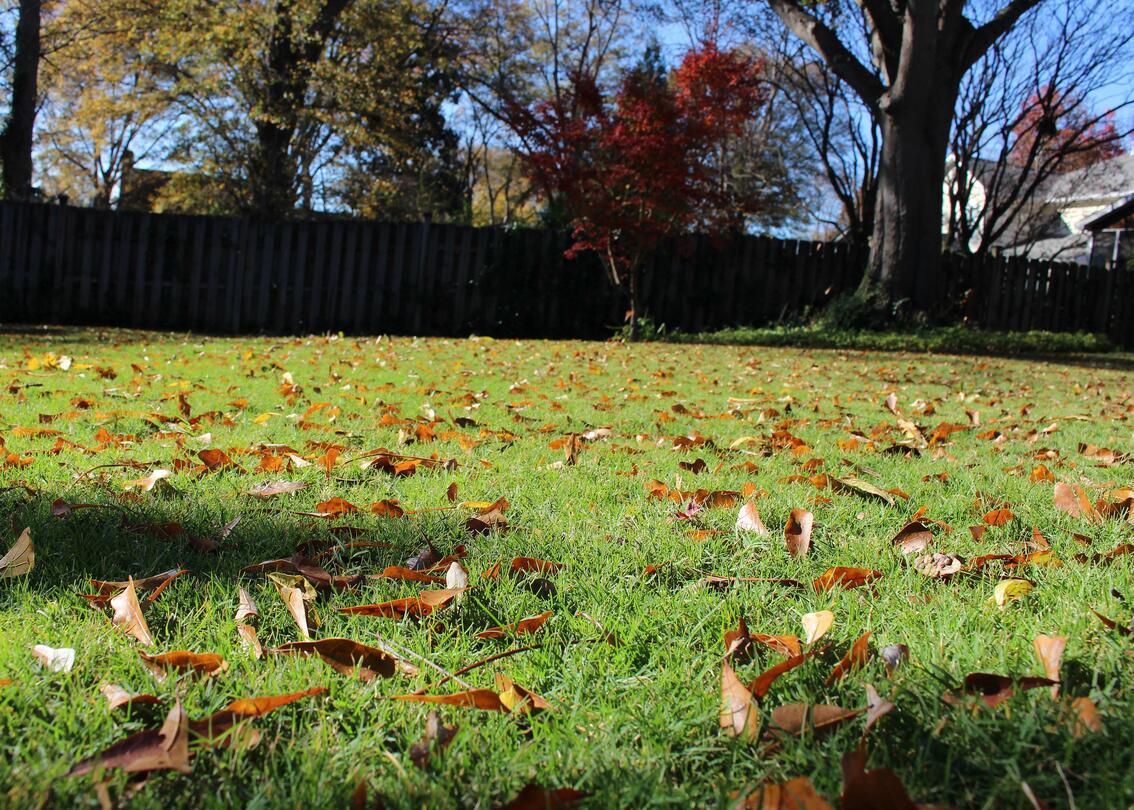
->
[389,688,507,712]
[499,785,588,810]
[737,776,834,809]
[409,709,458,769]
[830,476,896,506]
[140,650,227,679]
[315,496,360,517]
[982,507,1014,527]
[1029,464,1054,483]
[189,687,326,749]
[1033,634,1066,698]
[68,700,191,776]
[88,569,189,605]
[446,482,459,502]
[785,509,813,558]
[770,703,863,735]
[0,527,33,579]
[495,672,553,714]
[122,468,173,493]
[272,639,396,680]
[802,611,834,645]
[243,555,361,591]
[236,624,263,658]
[736,502,769,534]
[724,616,754,663]
[892,521,933,555]
[1070,696,1102,737]
[840,746,918,810]
[752,634,802,658]
[863,684,895,733]
[99,683,160,711]
[246,480,307,498]
[812,567,881,593]
[337,588,464,619]
[720,660,761,741]
[198,448,240,471]
[749,650,820,699]
[1053,482,1101,522]
[110,578,154,646]
[826,631,872,685]
[371,566,446,585]
[959,672,1057,708]
[476,611,552,639]
[235,587,259,622]
[466,498,510,534]
[510,557,563,576]
[268,572,320,640]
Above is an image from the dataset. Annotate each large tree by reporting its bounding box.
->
[0,0,41,199]
[766,0,1044,310]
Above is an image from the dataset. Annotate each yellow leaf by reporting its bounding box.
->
[253,412,275,424]
[990,578,1034,607]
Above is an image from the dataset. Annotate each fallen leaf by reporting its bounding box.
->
[337,588,464,619]
[271,639,396,680]
[770,703,862,735]
[31,644,75,672]
[736,502,769,534]
[198,448,240,471]
[189,687,326,749]
[1054,482,1101,522]
[826,631,872,685]
[122,468,174,493]
[959,672,1057,708]
[110,578,154,646]
[891,521,933,555]
[0,527,33,579]
[268,572,319,639]
[1033,634,1066,698]
[830,476,895,506]
[476,611,552,639]
[749,650,821,699]
[990,578,1034,607]
[140,650,227,678]
[1070,696,1102,737]
[510,557,563,576]
[720,660,761,741]
[812,567,881,593]
[235,587,259,622]
[243,555,361,591]
[236,624,262,658]
[372,565,446,585]
[785,509,813,558]
[499,784,588,810]
[68,700,191,776]
[840,746,917,810]
[736,776,834,809]
[863,684,894,733]
[802,611,834,645]
[100,683,160,710]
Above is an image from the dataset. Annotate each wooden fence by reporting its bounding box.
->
[0,200,1131,344]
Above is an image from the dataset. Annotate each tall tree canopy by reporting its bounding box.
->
[765,0,1048,312]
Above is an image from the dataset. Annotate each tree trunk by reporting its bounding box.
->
[626,264,641,340]
[857,91,957,312]
[0,0,42,200]
[251,122,298,219]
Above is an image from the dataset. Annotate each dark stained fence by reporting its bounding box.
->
[0,200,1130,345]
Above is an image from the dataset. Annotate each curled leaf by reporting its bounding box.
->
[802,611,834,645]
[110,578,154,646]
[0,527,33,579]
[784,509,813,558]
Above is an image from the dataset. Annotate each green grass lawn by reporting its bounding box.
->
[1,327,1132,809]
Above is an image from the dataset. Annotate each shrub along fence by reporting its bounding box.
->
[0,200,1131,345]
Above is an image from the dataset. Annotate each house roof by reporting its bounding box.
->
[1042,153,1134,204]
[1079,195,1134,231]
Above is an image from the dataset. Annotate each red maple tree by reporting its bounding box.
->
[1008,87,1125,172]
[510,45,766,336]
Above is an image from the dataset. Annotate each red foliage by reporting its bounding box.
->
[509,45,766,322]
[1008,87,1124,171]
